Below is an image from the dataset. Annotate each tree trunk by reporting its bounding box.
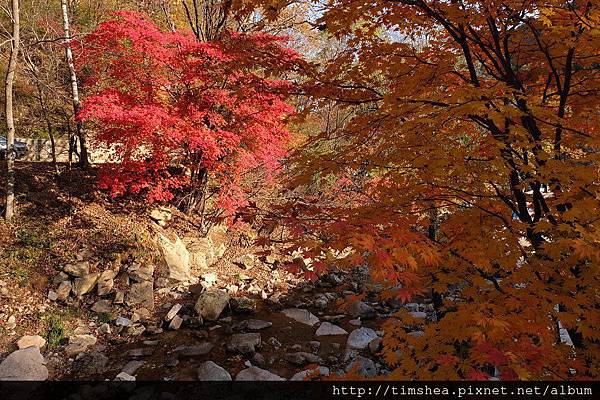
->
[35,82,59,174]
[161,0,177,32]
[4,0,20,222]
[61,0,88,168]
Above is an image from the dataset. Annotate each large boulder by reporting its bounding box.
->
[195,290,229,321]
[236,366,285,381]
[197,361,231,381]
[0,347,48,381]
[158,233,192,282]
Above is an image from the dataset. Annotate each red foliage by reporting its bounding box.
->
[78,11,300,215]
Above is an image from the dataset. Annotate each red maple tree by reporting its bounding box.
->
[78,11,300,216]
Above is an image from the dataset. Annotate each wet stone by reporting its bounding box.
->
[197,361,231,381]
[176,343,214,357]
[227,333,261,355]
[122,360,144,376]
[282,308,319,326]
[246,319,272,330]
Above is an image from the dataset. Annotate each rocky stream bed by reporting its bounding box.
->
[0,266,435,381]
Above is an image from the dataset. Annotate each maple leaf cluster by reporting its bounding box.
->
[78,11,300,215]
[260,0,600,380]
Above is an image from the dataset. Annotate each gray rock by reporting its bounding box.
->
[73,273,99,297]
[47,291,58,301]
[195,290,230,320]
[17,335,46,349]
[284,352,321,366]
[158,233,192,282]
[91,300,112,314]
[114,372,135,381]
[246,319,272,330]
[346,328,378,350]
[0,347,48,381]
[407,330,425,338]
[410,311,427,319]
[177,343,214,357]
[282,308,319,326]
[228,333,261,355]
[315,322,348,336]
[63,261,89,277]
[236,366,285,381]
[74,351,109,376]
[65,334,97,357]
[126,281,154,310]
[290,366,330,381]
[346,356,378,377]
[197,361,231,381]
[348,301,375,319]
[122,360,144,376]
